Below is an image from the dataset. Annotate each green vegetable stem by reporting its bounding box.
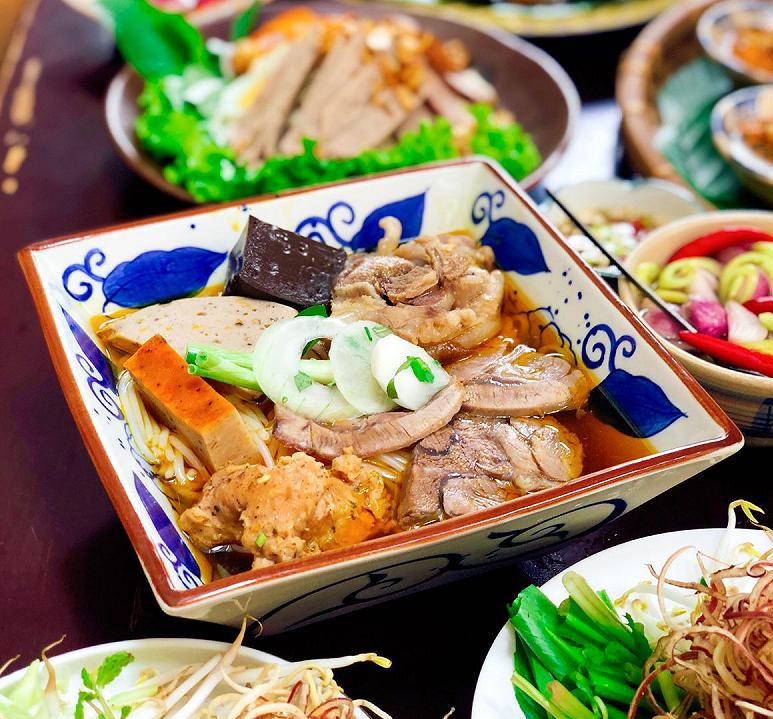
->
[508,574,667,719]
[76,652,137,719]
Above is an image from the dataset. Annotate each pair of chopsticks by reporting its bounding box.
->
[545,190,762,377]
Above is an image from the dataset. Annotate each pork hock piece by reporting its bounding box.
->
[332,229,504,361]
[397,415,583,528]
[180,452,392,568]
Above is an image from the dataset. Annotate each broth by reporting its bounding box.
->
[92,271,653,582]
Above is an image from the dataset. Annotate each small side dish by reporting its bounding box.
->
[0,628,391,719]
[543,180,702,276]
[698,0,773,85]
[712,84,773,205]
[102,0,544,202]
[634,224,773,375]
[474,501,773,719]
[619,210,773,443]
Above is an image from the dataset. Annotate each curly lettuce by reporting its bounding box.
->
[135,78,542,203]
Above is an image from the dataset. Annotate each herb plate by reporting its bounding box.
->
[0,639,373,719]
[471,526,771,719]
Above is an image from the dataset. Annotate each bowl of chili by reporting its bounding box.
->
[619,210,773,445]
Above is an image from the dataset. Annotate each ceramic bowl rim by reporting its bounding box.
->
[619,209,773,394]
[711,84,773,187]
[541,177,706,278]
[102,0,580,204]
[697,0,773,85]
[17,157,743,611]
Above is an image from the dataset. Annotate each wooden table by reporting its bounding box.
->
[0,3,767,716]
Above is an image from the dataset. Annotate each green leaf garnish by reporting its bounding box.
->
[386,378,398,399]
[81,669,95,690]
[96,652,134,688]
[298,304,328,317]
[294,372,312,391]
[230,0,261,41]
[99,0,218,80]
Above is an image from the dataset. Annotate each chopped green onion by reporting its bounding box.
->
[298,359,334,384]
[187,360,261,391]
[364,326,373,342]
[186,344,252,369]
[409,357,434,383]
[386,378,397,399]
[294,372,312,391]
[372,325,392,338]
[255,532,267,548]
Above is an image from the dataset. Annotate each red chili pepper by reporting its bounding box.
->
[678,331,773,377]
[744,296,773,315]
[669,227,773,262]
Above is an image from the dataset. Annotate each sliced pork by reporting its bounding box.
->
[273,381,464,460]
[397,415,583,528]
[448,343,589,416]
[231,28,322,167]
[278,32,367,155]
[332,229,504,361]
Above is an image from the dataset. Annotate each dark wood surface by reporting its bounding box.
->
[0,4,767,717]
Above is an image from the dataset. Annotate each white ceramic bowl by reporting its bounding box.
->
[542,178,705,278]
[19,158,741,631]
[0,638,371,719]
[712,84,773,205]
[698,0,773,86]
[619,210,773,445]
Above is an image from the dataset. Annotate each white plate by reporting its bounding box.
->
[0,638,370,718]
[471,527,772,719]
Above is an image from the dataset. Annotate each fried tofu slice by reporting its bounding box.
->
[124,335,261,472]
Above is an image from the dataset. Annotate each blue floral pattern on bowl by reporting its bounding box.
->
[23,159,739,631]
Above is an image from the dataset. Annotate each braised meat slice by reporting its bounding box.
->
[332,226,504,361]
[448,343,589,416]
[179,452,391,568]
[273,381,464,460]
[397,415,583,528]
[278,32,367,155]
[231,28,322,167]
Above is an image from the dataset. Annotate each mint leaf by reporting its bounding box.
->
[231,0,261,40]
[95,652,134,688]
[81,669,95,690]
[294,372,312,391]
[409,357,434,383]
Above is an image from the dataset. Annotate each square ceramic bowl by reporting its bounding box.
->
[19,158,742,632]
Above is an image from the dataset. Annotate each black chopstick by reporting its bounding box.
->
[545,189,698,334]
